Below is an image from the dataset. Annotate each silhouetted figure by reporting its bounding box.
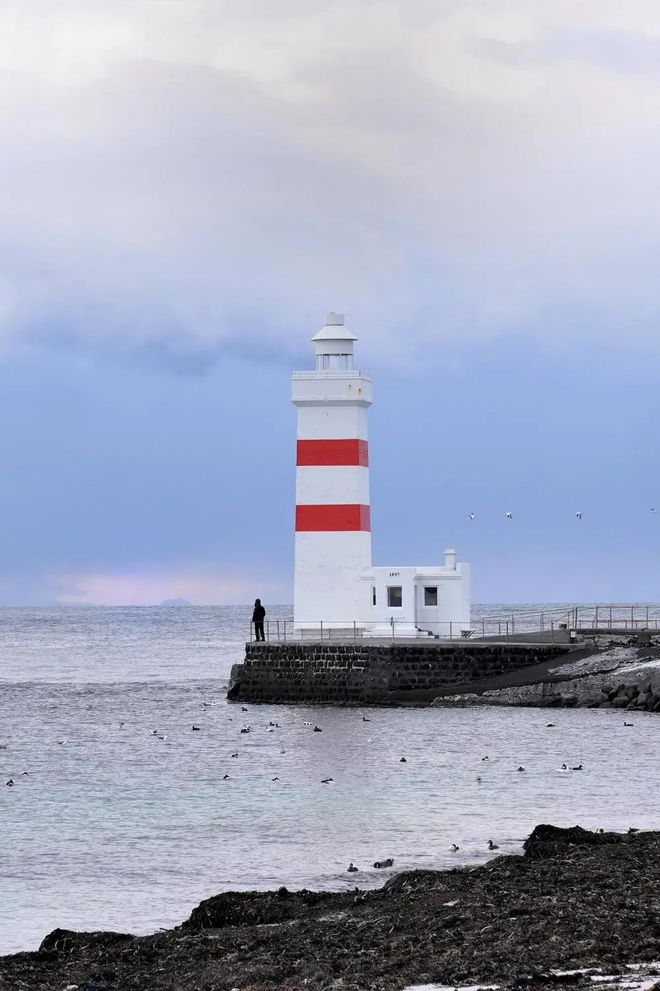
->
[252,599,266,641]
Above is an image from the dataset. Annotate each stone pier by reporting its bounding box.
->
[227,641,569,705]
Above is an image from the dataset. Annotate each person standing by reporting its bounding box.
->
[252,599,266,642]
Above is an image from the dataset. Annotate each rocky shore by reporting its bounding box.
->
[433,635,660,711]
[3,825,660,991]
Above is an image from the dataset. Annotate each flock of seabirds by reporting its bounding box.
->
[1,701,640,878]
[468,509,657,520]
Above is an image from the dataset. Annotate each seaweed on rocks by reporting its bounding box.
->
[2,825,660,991]
[522,823,626,859]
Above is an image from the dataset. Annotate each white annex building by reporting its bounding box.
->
[292,313,471,637]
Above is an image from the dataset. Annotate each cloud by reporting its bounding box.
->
[0,0,660,365]
[55,566,286,606]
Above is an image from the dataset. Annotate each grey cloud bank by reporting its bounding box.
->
[1,1,660,361]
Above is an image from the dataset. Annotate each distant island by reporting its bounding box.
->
[159,598,192,607]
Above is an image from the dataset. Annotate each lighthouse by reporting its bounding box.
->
[291,313,471,637]
[292,313,373,628]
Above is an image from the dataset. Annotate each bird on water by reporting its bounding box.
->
[488,840,499,850]
[347,863,358,872]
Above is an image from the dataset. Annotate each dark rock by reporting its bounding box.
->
[38,928,132,956]
[4,826,660,991]
[185,888,341,930]
[523,824,625,859]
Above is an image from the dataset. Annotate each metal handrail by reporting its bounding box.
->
[249,618,513,644]
[246,604,660,645]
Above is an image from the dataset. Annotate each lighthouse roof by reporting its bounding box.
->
[311,312,358,342]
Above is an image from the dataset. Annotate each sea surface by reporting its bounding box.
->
[2,603,660,956]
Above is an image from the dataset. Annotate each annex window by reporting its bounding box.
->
[372,586,377,606]
[424,586,438,607]
[387,586,403,608]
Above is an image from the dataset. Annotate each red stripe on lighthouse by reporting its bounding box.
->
[296,439,368,467]
[295,504,371,531]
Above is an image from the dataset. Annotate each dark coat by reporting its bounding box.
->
[252,604,266,622]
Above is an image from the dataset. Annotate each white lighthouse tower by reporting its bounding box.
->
[292,313,373,629]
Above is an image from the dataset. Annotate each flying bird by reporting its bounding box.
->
[506,512,513,520]
[575,512,582,520]
[468,513,476,521]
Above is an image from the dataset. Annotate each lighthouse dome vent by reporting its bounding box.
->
[311,313,358,343]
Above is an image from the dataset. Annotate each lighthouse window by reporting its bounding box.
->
[387,586,403,608]
[372,586,377,606]
[424,586,438,607]
[320,353,351,370]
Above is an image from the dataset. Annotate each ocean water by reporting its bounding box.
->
[2,604,660,956]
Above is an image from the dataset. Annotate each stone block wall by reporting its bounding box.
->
[227,642,568,705]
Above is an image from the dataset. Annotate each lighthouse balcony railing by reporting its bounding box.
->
[292,370,364,380]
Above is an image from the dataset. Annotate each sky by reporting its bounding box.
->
[1,0,660,605]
